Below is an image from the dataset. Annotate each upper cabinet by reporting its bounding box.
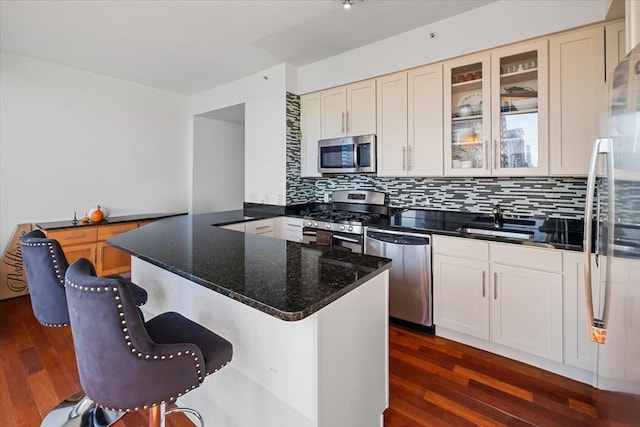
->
[491,40,549,176]
[300,92,322,177]
[320,80,376,139]
[549,26,605,176]
[444,41,549,177]
[377,64,443,177]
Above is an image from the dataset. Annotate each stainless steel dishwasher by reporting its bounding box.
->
[365,227,433,329]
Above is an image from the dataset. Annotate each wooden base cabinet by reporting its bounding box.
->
[44,220,150,276]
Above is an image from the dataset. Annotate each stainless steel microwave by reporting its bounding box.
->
[317,134,376,174]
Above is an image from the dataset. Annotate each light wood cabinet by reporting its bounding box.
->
[220,222,246,232]
[320,80,376,139]
[300,92,322,177]
[376,64,444,177]
[45,220,149,276]
[549,26,605,176]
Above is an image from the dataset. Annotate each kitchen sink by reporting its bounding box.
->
[458,227,534,240]
[471,216,537,227]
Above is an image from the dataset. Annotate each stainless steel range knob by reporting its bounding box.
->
[339,225,345,231]
[348,226,353,232]
[313,222,318,227]
[326,224,331,229]
[307,221,313,226]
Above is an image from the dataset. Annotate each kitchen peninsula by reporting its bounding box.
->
[108,212,392,427]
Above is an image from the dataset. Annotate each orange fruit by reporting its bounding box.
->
[90,209,104,222]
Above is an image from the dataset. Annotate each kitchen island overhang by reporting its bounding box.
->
[107,212,392,427]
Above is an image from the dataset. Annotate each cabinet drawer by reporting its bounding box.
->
[47,228,97,245]
[97,223,138,241]
[490,242,562,272]
[433,235,489,260]
[245,218,276,234]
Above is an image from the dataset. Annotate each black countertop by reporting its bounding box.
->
[382,209,587,251]
[107,211,391,321]
[36,212,187,231]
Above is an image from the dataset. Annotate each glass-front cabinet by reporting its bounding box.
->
[491,40,548,176]
[444,52,492,176]
[444,41,548,176]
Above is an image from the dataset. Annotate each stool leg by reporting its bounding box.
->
[148,404,166,427]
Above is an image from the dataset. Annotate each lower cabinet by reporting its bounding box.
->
[45,221,148,276]
[433,253,489,340]
[433,235,563,363]
[281,217,304,242]
[244,218,276,237]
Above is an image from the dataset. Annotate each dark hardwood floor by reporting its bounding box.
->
[1,295,638,426]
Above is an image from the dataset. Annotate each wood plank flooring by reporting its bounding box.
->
[1,295,638,426]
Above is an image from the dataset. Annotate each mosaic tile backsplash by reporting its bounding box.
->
[286,92,593,219]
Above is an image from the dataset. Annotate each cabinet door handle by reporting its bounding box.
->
[346,111,350,133]
[482,271,486,297]
[484,140,489,169]
[255,225,270,230]
[64,234,88,240]
[494,272,498,299]
[494,140,499,169]
[341,112,345,133]
[407,146,412,171]
[402,146,407,171]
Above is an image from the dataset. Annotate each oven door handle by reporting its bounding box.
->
[333,234,360,244]
[353,143,360,168]
[303,230,317,237]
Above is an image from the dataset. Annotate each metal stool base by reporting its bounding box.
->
[41,391,125,427]
[149,403,204,427]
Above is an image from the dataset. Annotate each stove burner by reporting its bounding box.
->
[307,210,380,223]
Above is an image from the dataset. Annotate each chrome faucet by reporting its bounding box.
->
[491,204,503,227]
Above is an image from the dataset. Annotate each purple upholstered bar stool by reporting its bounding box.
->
[20,229,148,427]
[65,258,233,427]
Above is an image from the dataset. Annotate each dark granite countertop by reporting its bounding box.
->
[380,209,587,251]
[243,204,588,252]
[36,212,187,231]
[107,211,391,321]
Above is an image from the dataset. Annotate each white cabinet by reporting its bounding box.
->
[245,218,276,237]
[433,236,563,363]
[376,72,408,176]
[433,237,490,340]
[433,254,490,340]
[300,92,322,177]
[444,40,549,177]
[376,64,443,177]
[279,217,304,242]
[490,262,563,362]
[549,26,605,176]
[563,251,599,371]
[220,222,246,232]
[320,80,376,139]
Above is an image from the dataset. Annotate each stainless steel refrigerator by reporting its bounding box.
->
[583,42,640,422]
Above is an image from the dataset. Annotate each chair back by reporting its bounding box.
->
[65,258,202,411]
[20,229,70,326]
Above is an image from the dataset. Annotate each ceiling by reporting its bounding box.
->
[0,0,496,95]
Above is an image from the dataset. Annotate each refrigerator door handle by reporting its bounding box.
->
[583,137,614,345]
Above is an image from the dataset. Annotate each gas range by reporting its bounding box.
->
[303,190,389,236]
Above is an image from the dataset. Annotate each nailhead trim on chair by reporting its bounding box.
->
[64,276,230,413]
[21,240,70,327]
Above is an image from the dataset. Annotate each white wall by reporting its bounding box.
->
[188,64,288,206]
[297,0,608,93]
[0,52,189,252]
[192,116,245,213]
